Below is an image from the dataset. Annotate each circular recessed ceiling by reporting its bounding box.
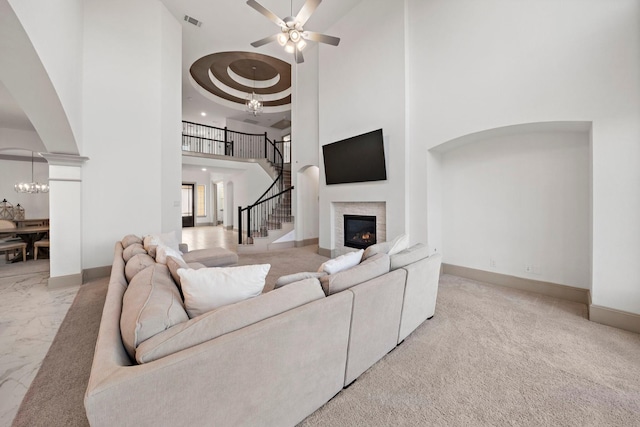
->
[190,51,291,113]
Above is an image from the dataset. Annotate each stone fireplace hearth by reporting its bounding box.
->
[333,202,386,256]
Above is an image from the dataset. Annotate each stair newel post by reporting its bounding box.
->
[238,206,243,244]
[247,206,251,243]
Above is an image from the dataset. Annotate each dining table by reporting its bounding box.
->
[0,225,49,261]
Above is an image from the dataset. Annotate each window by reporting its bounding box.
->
[197,184,206,217]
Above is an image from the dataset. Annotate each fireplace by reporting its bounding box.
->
[344,215,376,249]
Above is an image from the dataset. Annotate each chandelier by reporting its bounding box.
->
[245,66,263,116]
[15,152,49,194]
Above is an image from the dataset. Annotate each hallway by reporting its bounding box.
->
[181,225,238,252]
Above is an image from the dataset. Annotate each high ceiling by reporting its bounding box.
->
[0,0,361,139]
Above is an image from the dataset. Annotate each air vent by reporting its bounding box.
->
[244,119,260,125]
[183,15,202,27]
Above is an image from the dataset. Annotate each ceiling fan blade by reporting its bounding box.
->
[250,33,279,48]
[302,31,340,46]
[295,0,321,26]
[246,0,285,27]
[294,46,305,64]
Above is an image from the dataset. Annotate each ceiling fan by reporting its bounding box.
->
[247,0,340,64]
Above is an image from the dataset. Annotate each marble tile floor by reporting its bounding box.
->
[0,268,79,426]
[0,226,236,426]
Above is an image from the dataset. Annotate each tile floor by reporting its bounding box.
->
[0,225,234,425]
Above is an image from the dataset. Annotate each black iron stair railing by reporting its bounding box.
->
[181,121,293,245]
[238,137,293,245]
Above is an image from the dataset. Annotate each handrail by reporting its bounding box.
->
[181,121,293,245]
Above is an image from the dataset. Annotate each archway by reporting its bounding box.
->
[295,165,319,246]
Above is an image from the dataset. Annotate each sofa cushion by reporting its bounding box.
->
[166,255,205,289]
[274,271,328,289]
[125,253,155,283]
[120,264,189,360]
[121,234,142,249]
[390,243,430,270]
[319,253,390,296]
[362,241,392,261]
[388,233,410,256]
[135,277,325,363]
[182,247,238,267]
[318,249,363,274]
[178,264,270,318]
[122,243,146,263]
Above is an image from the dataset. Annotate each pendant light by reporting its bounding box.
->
[15,152,49,194]
[245,66,263,117]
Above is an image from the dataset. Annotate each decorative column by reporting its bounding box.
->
[41,153,89,288]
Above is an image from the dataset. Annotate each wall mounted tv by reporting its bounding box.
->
[322,128,387,185]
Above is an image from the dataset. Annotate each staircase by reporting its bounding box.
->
[238,164,294,253]
[181,121,294,251]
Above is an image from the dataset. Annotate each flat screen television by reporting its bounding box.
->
[322,129,387,185]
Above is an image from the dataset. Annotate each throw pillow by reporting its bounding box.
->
[362,241,392,261]
[317,249,364,275]
[144,231,180,258]
[155,244,183,265]
[274,271,328,289]
[123,243,147,263]
[178,264,270,318]
[388,234,409,256]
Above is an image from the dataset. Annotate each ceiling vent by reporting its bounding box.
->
[244,119,260,125]
[183,15,202,27]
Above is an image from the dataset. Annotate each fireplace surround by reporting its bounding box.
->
[332,202,386,256]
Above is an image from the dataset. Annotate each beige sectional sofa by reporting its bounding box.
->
[84,238,442,427]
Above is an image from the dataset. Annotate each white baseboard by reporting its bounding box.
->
[442,263,590,304]
[295,238,319,248]
[48,273,82,289]
[589,304,640,334]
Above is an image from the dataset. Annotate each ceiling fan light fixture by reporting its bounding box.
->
[277,32,288,46]
[289,29,300,43]
[284,40,295,53]
[296,38,306,51]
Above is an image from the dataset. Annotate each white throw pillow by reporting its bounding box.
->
[178,264,270,318]
[144,231,180,256]
[155,244,184,265]
[388,233,410,256]
[318,249,364,275]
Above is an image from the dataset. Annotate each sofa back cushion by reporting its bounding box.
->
[122,243,146,263]
[362,241,391,261]
[120,264,189,360]
[135,277,326,363]
[390,243,430,270]
[319,253,390,296]
[124,253,155,283]
[121,234,142,249]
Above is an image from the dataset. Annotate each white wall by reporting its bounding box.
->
[407,0,640,313]
[0,157,49,218]
[2,0,85,154]
[160,6,182,239]
[441,129,590,288]
[82,0,181,268]
[318,0,407,252]
[0,128,45,152]
[296,165,319,242]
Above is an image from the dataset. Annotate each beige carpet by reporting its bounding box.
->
[13,248,640,426]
